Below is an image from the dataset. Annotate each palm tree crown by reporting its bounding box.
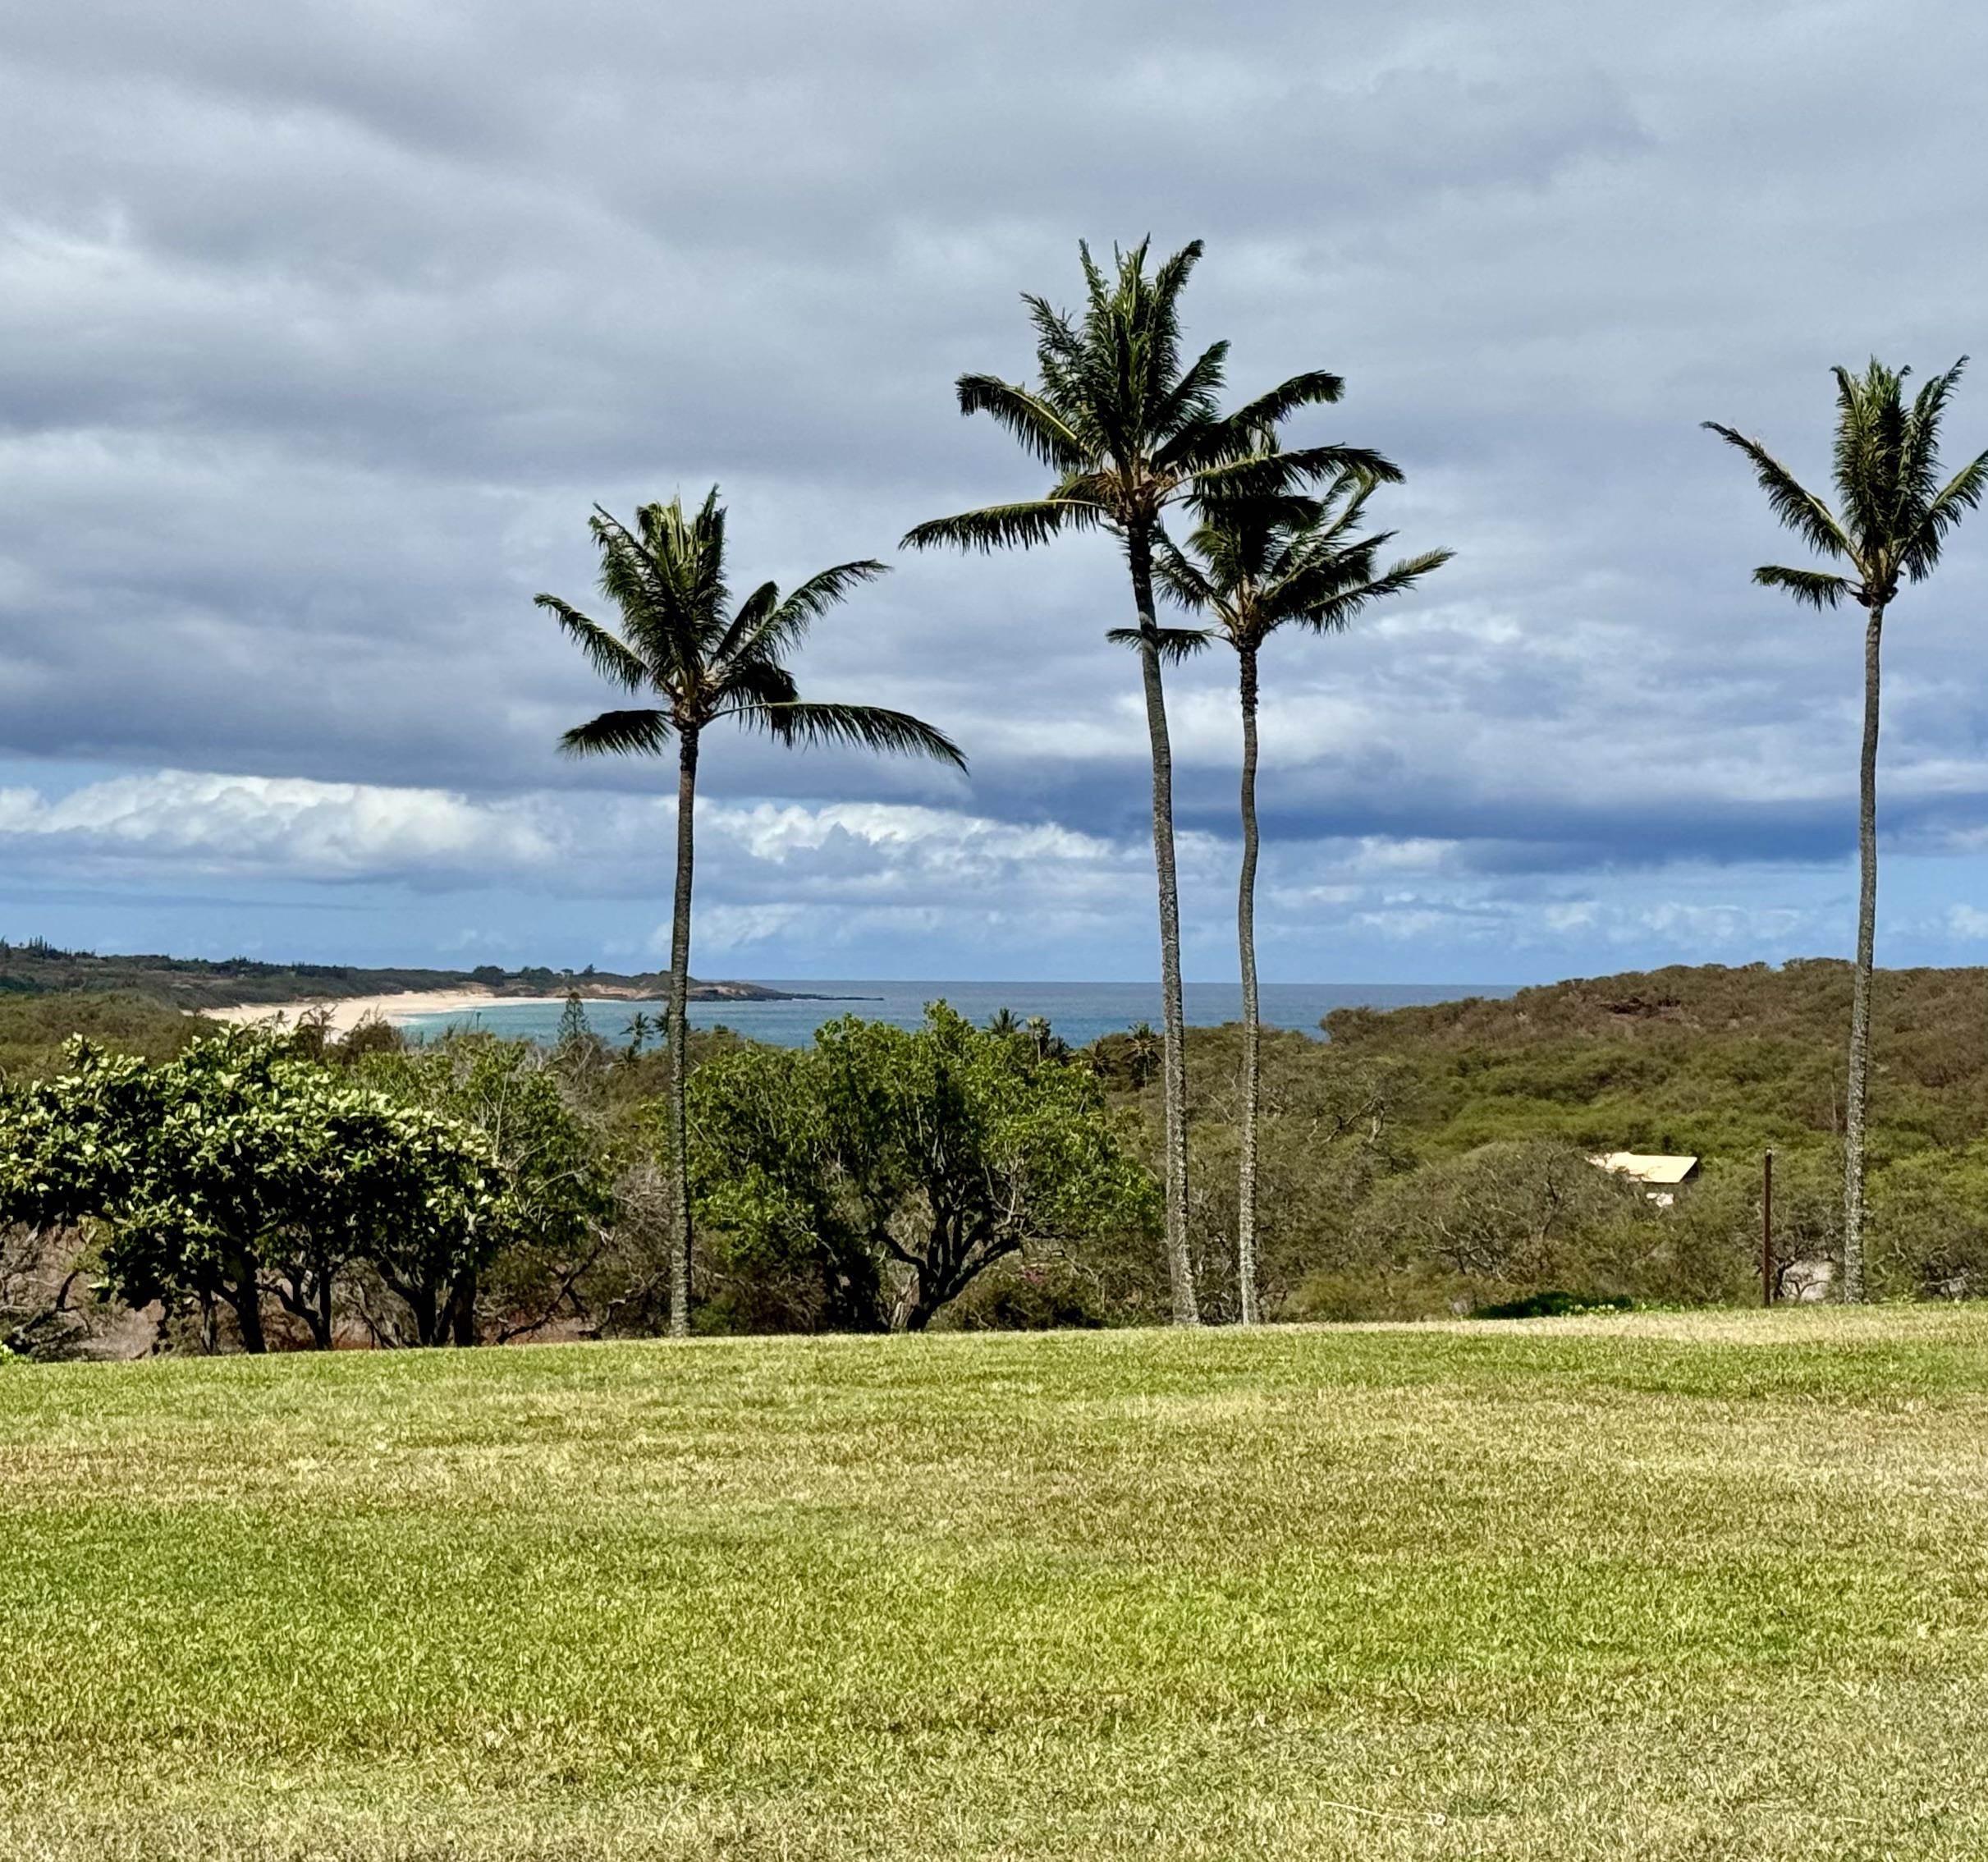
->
[1704,357,1988,610]
[542,489,964,767]
[901,239,1399,556]
[1152,470,1454,655]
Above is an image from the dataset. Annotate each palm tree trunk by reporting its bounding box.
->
[1128,525,1199,1325]
[666,727,700,1338]
[1841,603,1883,1303]
[1236,643,1262,1327]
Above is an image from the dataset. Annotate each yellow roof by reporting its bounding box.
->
[1591,1152,1701,1185]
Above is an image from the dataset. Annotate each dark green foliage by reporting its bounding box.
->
[940,1258,1113,1330]
[357,1036,614,1345]
[1871,1147,1988,1300]
[687,1003,1156,1331]
[0,1030,499,1351]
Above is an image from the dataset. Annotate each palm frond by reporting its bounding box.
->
[534,594,651,693]
[1221,369,1346,434]
[1703,423,1856,564]
[1752,564,1853,609]
[1106,624,1211,663]
[1904,444,1988,580]
[730,701,967,770]
[1151,532,1221,612]
[1147,340,1230,443]
[1830,360,1903,548]
[712,579,780,666]
[559,709,672,759]
[1186,443,1401,499]
[956,375,1089,470]
[1899,358,1967,519]
[588,500,707,675]
[1147,239,1203,316]
[1287,548,1454,632]
[718,654,799,713]
[774,558,891,626]
[900,498,1105,554]
[724,559,891,667]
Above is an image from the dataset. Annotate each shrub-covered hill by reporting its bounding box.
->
[1081,961,1988,1319]
[0,992,200,1081]
[1319,958,1988,1163]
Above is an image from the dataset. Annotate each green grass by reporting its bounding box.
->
[6,1310,1988,1859]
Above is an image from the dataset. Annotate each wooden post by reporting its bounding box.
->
[1761,1149,1775,1308]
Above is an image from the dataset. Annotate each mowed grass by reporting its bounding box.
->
[5,1312,1988,1860]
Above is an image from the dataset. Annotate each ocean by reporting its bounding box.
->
[399,979,1515,1050]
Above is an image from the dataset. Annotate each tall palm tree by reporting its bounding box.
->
[1706,359,1986,1301]
[540,490,965,1336]
[1154,470,1450,1323]
[904,237,1395,1324]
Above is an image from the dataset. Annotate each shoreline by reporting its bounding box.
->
[202,989,568,1036]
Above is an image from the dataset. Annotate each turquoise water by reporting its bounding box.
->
[400,979,1514,1050]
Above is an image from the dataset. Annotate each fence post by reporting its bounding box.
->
[1761,1149,1774,1308]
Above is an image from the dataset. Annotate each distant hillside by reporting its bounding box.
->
[0,940,796,1010]
[1091,959,1988,1318]
[1316,958,1988,1161]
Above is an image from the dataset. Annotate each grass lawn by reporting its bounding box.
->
[5,1309,1988,1859]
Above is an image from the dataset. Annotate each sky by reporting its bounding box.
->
[4,0,1988,985]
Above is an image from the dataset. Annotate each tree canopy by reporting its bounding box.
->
[688,1003,1155,1331]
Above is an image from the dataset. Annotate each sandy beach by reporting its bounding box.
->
[202,988,570,1035]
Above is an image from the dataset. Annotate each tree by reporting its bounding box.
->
[1155,468,1450,1322]
[1706,359,1988,1300]
[556,989,593,1049]
[0,1031,498,1351]
[689,1005,1155,1331]
[904,237,1395,1324]
[540,490,966,1338]
[360,1035,612,1345]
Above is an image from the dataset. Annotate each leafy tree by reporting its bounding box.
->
[0,1031,497,1351]
[360,1035,612,1344]
[540,489,965,1338]
[905,238,1393,1324]
[689,1005,1155,1331]
[1343,1139,1653,1311]
[1706,360,1988,1299]
[1155,466,1448,1322]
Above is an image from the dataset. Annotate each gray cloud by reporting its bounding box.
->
[3,0,1988,977]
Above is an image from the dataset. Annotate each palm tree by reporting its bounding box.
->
[904,237,1396,1324]
[1706,359,1986,1301]
[1155,470,1450,1323]
[541,490,965,1336]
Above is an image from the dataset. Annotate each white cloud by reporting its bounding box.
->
[0,769,553,879]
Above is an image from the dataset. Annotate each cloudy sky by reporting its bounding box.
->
[4,0,1987,984]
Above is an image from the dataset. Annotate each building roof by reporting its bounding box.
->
[1591,1152,1701,1186]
